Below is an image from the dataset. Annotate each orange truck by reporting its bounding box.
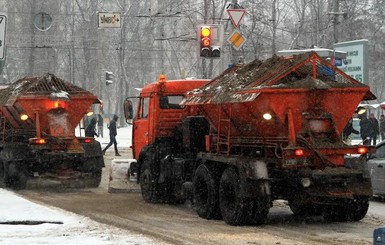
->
[0,74,104,189]
[124,52,376,225]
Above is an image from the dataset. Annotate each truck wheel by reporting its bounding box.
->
[322,196,369,222]
[4,161,27,190]
[140,153,161,203]
[193,164,221,219]
[88,169,102,188]
[219,168,269,226]
[249,182,270,225]
[348,196,369,221]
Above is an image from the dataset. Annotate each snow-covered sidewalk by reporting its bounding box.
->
[0,125,166,244]
[0,188,166,245]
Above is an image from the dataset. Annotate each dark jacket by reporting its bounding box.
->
[108,115,118,136]
[342,120,359,140]
[85,118,97,137]
[369,117,380,136]
[360,117,371,139]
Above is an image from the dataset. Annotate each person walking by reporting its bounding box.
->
[369,113,380,145]
[97,114,104,137]
[380,115,385,142]
[359,113,371,145]
[102,114,121,156]
[85,117,98,138]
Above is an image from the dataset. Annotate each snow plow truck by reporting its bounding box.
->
[0,74,104,189]
[124,52,376,225]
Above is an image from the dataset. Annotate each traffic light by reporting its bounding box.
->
[105,71,113,85]
[198,24,223,58]
[200,26,211,57]
[211,45,221,58]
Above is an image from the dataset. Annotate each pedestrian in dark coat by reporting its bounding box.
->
[369,113,380,145]
[342,118,359,143]
[85,117,98,138]
[359,113,371,145]
[102,114,121,156]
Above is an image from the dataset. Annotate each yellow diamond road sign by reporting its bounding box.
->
[227,30,246,50]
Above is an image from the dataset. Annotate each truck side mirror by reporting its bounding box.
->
[124,99,134,123]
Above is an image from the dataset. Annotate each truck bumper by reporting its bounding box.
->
[282,167,373,205]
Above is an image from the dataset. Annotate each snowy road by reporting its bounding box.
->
[16,188,385,245]
[16,148,385,245]
[4,127,385,244]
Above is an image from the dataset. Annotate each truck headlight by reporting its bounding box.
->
[301,178,311,188]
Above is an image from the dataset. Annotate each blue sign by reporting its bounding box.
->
[334,58,342,67]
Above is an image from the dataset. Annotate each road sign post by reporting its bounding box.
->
[226,5,246,65]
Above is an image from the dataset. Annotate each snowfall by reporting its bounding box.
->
[0,124,167,245]
[1,123,384,244]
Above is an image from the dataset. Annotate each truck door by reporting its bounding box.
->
[132,97,150,159]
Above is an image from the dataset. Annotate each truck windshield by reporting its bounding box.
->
[159,95,185,109]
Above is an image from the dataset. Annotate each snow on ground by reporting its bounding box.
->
[0,189,167,245]
[0,124,169,245]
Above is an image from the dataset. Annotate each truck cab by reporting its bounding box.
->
[125,75,209,161]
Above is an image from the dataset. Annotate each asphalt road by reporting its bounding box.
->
[17,148,385,245]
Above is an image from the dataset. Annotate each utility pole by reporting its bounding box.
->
[332,0,340,43]
[328,0,346,44]
[271,0,277,54]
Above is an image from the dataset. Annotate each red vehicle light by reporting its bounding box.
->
[295,149,304,156]
[357,147,368,154]
[84,138,94,143]
[30,138,46,144]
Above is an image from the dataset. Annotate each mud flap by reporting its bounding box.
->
[239,159,271,197]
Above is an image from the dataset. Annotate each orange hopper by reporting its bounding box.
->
[0,73,99,140]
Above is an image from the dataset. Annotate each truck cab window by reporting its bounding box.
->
[139,97,149,119]
[159,95,184,109]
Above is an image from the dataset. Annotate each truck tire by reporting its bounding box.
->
[140,149,162,203]
[322,196,369,222]
[4,161,27,190]
[87,169,102,188]
[348,196,369,221]
[81,155,104,188]
[193,164,221,219]
[219,167,269,226]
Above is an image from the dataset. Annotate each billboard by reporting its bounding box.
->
[334,39,368,85]
[0,13,7,60]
